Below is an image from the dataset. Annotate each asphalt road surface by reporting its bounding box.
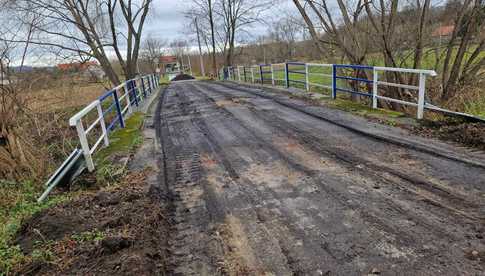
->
[155,80,485,275]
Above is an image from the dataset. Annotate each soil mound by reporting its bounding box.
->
[14,170,169,275]
[415,120,485,150]
[172,74,195,81]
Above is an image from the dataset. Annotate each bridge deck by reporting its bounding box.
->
[156,81,485,275]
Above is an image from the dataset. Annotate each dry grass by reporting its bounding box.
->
[26,82,107,113]
[1,73,110,182]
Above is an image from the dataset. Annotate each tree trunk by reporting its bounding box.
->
[208,0,217,76]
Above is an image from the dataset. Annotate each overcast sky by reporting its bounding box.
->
[144,0,295,44]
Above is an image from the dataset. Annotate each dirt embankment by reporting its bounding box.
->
[13,169,169,275]
[414,120,485,150]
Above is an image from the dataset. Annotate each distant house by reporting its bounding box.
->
[432,25,455,38]
[57,61,106,81]
[57,61,97,71]
[158,56,180,75]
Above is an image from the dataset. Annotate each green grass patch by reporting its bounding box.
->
[95,112,144,162]
[159,75,170,86]
[464,99,485,119]
[325,98,405,119]
[196,76,212,81]
[94,112,145,184]
[0,180,69,275]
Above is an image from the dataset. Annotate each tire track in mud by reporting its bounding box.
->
[158,87,227,275]
[159,81,485,275]
[174,84,336,274]
[180,82,480,274]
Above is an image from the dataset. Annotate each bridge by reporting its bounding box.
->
[41,69,485,274]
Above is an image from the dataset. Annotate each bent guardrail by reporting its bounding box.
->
[223,62,440,119]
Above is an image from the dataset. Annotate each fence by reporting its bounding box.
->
[69,74,160,172]
[223,63,438,120]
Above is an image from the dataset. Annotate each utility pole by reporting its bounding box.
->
[195,17,205,77]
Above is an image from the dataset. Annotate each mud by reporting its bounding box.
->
[172,74,196,81]
[158,81,485,275]
[14,169,169,276]
[415,120,485,151]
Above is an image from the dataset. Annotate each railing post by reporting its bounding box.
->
[132,80,139,106]
[238,67,241,81]
[97,102,110,147]
[228,67,232,80]
[332,64,337,99]
[113,89,125,128]
[271,64,275,86]
[75,120,95,171]
[417,73,426,119]
[124,83,133,114]
[285,63,289,88]
[305,63,310,91]
[141,77,147,98]
[251,67,254,83]
[243,67,247,82]
[372,69,378,109]
[259,65,264,84]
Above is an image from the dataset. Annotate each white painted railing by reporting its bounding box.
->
[225,62,438,119]
[69,74,160,171]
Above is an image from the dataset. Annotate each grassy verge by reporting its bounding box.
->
[0,181,69,274]
[159,75,170,86]
[0,112,146,274]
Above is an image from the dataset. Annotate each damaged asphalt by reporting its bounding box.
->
[155,80,485,275]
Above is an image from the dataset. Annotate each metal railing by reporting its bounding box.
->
[224,62,438,119]
[69,74,160,172]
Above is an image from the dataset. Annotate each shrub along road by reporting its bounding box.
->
[157,80,485,275]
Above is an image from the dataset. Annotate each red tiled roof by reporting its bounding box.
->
[432,25,454,37]
[159,56,177,63]
[57,61,98,71]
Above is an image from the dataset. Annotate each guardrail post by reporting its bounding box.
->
[228,67,232,80]
[259,65,264,84]
[75,120,95,171]
[271,64,275,86]
[305,63,310,92]
[251,67,254,83]
[243,67,247,82]
[332,64,337,99]
[113,89,125,128]
[372,69,378,109]
[132,80,139,106]
[285,63,289,88]
[97,102,110,147]
[141,77,147,98]
[124,83,133,114]
[417,73,426,119]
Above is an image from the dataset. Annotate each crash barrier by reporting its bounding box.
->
[69,74,160,172]
[223,63,438,120]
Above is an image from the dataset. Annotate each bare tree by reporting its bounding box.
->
[187,0,218,76]
[6,0,154,85]
[439,0,485,99]
[142,36,167,73]
[215,0,272,66]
